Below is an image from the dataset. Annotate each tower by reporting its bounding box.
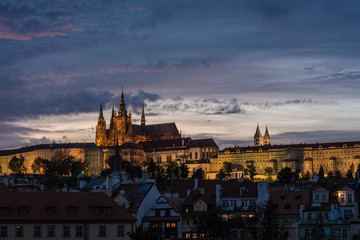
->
[263,126,271,145]
[141,103,145,128]
[118,87,127,117]
[254,124,263,147]
[95,103,107,146]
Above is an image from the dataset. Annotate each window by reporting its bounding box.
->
[15,225,23,237]
[347,193,353,203]
[99,225,106,237]
[34,226,41,237]
[91,207,99,214]
[155,210,160,217]
[344,209,352,218]
[19,208,27,215]
[340,193,345,203]
[117,225,124,237]
[315,194,320,201]
[47,207,55,215]
[222,200,229,207]
[322,193,327,201]
[1,208,9,215]
[342,229,347,238]
[195,152,198,159]
[103,208,111,214]
[307,213,312,220]
[305,229,309,238]
[230,200,236,208]
[63,226,70,237]
[165,209,170,216]
[0,226,7,237]
[47,226,55,237]
[75,226,83,237]
[69,207,77,215]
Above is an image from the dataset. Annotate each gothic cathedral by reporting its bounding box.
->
[95,89,181,147]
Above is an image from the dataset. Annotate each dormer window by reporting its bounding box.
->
[103,207,111,214]
[47,207,55,215]
[1,208,10,215]
[91,207,99,214]
[18,207,28,215]
[69,207,78,215]
[348,193,353,203]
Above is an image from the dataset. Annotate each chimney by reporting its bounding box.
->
[187,189,191,197]
[194,178,198,190]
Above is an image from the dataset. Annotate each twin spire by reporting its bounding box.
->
[254,124,271,147]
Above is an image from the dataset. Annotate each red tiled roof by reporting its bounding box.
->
[0,186,135,222]
[189,139,218,148]
[267,190,310,215]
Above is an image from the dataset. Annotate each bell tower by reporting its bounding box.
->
[264,126,271,145]
[254,124,263,147]
[95,103,107,146]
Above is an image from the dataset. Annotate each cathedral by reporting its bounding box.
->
[95,89,181,147]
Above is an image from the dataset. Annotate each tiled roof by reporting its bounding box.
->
[0,185,135,222]
[222,141,360,153]
[0,143,98,156]
[132,123,180,137]
[268,189,310,215]
[140,138,191,152]
[189,138,218,148]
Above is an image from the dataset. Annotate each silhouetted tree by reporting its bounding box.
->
[179,162,190,179]
[264,167,273,182]
[244,162,257,181]
[327,171,334,178]
[145,159,157,178]
[335,170,342,178]
[318,165,325,179]
[293,168,302,181]
[277,167,293,183]
[0,164,2,174]
[192,168,206,179]
[216,162,233,179]
[31,157,47,174]
[164,162,180,179]
[9,156,27,174]
[303,171,311,180]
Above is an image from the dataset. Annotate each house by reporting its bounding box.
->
[0,183,135,239]
[142,196,181,239]
[298,178,359,240]
[112,182,161,226]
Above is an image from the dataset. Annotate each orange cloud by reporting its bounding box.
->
[0,32,31,41]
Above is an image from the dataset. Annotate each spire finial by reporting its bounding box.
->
[99,102,104,119]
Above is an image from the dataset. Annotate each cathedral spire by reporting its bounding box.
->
[141,103,145,127]
[254,124,263,147]
[119,87,127,117]
[99,102,104,119]
[110,105,115,129]
[264,125,271,145]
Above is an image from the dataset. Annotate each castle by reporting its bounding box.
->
[95,89,181,147]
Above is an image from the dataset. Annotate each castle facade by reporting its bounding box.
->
[95,89,181,147]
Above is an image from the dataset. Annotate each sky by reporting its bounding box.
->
[1,0,360,150]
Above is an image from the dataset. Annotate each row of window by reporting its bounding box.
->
[0,225,125,238]
[222,199,256,208]
[1,207,112,215]
[304,228,347,238]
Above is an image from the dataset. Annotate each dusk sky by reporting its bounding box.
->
[1,0,360,150]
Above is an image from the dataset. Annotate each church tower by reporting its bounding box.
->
[263,126,271,145]
[254,124,263,147]
[95,103,107,146]
[141,103,145,128]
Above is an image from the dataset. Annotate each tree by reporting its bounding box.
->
[9,156,27,174]
[216,168,228,179]
[179,162,189,179]
[318,165,325,179]
[70,160,88,177]
[164,162,180,179]
[192,168,206,179]
[223,161,233,177]
[293,168,302,181]
[244,162,257,181]
[303,171,311,181]
[0,164,2,174]
[51,151,74,176]
[264,167,273,182]
[356,163,360,177]
[335,170,342,178]
[31,157,46,174]
[277,167,293,183]
[327,171,334,178]
[346,163,355,179]
[145,159,157,178]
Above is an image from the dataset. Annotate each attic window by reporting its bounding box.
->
[18,207,28,215]
[284,204,291,209]
[103,207,111,214]
[91,207,99,214]
[1,208,10,215]
[69,207,78,215]
[47,207,55,215]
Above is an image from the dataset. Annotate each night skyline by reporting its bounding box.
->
[1,0,360,150]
